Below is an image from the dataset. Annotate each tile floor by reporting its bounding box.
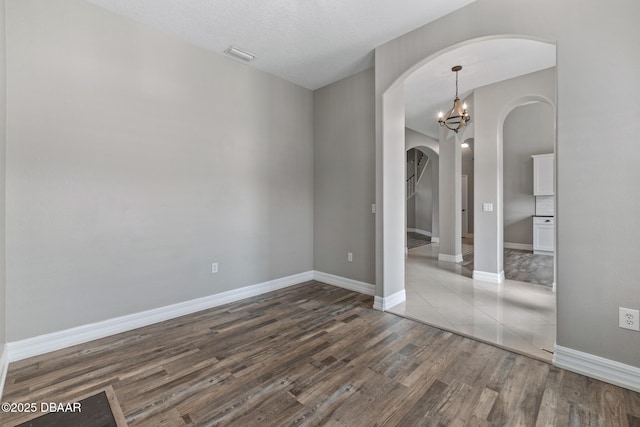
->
[388,242,556,362]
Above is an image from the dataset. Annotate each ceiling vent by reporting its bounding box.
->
[224,46,255,62]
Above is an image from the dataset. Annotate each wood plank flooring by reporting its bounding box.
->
[2,281,639,426]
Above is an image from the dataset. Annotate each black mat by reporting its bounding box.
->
[15,391,120,427]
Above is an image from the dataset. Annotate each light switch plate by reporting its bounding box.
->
[483,203,494,212]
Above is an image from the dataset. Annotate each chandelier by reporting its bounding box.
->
[437,65,471,133]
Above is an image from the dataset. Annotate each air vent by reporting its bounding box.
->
[224,46,255,62]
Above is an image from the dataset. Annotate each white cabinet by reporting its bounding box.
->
[532,153,554,196]
[533,217,554,255]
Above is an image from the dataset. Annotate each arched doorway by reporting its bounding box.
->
[501,98,557,289]
[377,35,557,306]
[378,36,558,360]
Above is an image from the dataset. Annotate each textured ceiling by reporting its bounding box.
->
[405,38,556,138]
[86,0,476,90]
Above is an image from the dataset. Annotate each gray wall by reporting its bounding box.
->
[406,197,416,229]
[5,0,313,341]
[504,101,554,245]
[0,0,6,351]
[375,0,640,367]
[313,68,375,284]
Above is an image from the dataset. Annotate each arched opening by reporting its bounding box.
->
[405,144,439,253]
[379,35,558,360]
[501,97,557,289]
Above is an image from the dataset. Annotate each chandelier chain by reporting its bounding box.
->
[455,70,459,98]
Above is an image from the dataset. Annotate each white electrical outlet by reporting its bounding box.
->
[211,262,218,274]
[619,307,639,331]
[347,252,353,262]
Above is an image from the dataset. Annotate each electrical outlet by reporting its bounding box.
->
[211,262,218,273]
[347,252,353,262]
[619,307,639,331]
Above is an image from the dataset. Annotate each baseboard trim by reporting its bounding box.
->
[472,270,505,283]
[504,242,533,251]
[373,289,406,311]
[553,345,640,393]
[0,345,8,400]
[534,249,554,256]
[438,253,463,263]
[6,271,314,363]
[312,271,375,296]
[407,228,431,237]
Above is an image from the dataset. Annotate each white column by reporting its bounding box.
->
[438,126,462,262]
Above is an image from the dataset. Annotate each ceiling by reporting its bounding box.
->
[86,0,476,90]
[85,1,555,141]
[405,39,556,138]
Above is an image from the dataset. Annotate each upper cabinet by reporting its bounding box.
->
[532,153,554,196]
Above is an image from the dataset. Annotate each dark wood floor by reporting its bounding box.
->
[2,282,639,426]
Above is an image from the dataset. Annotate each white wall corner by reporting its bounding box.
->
[0,345,8,400]
[6,271,314,363]
[472,270,505,283]
[312,271,375,296]
[553,345,640,393]
[373,289,406,311]
[438,253,463,263]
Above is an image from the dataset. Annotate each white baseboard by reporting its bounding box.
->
[407,228,431,237]
[6,271,314,363]
[472,270,505,283]
[438,253,463,263]
[553,345,640,393]
[534,249,554,256]
[431,237,439,243]
[504,242,533,251]
[373,289,406,311]
[0,345,8,400]
[312,271,375,296]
